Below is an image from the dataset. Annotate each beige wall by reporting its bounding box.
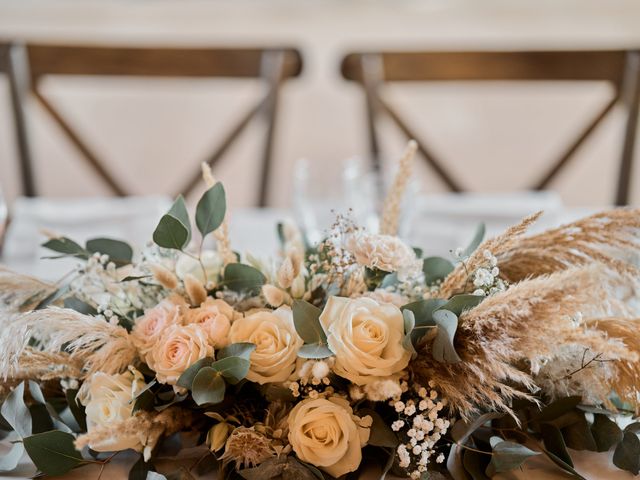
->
[1,0,639,209]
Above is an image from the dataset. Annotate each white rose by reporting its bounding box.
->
[319,296,411,385]
[175,250,223,284]
[131,297,184,361]
[185,298,234,348]
[148,323,213,385]
[79,368,146,452]
[228,306,302,384]
[287,397,370,477]
[346,233,421,280]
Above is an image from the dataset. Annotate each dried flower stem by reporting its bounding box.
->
[380,140,417,236]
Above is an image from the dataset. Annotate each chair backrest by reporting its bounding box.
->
[4,43,303,206]
[341,50,640,205]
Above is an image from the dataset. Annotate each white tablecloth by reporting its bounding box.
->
[0,194,621,479]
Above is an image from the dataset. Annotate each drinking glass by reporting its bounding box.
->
[293,157,378,246]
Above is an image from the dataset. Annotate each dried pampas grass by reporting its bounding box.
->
[0,307,137,380]
[0,267,56,316]
[436,212,542,299]
[413,265,640,419]
[498,208,640,284]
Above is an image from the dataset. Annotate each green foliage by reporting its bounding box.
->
[192,367,226,406]
[402,309,418,357]
[438,294,484,316]
[486,438,540,475]
[431,309,461,363]
[462,222,486,257]
[292,300,326,344]
[591,414,623,452]
[86,237,133,265]
[209,356,250,385]
[614,430,640,475]
[422,256,454,285]
[196,183,226,237]
[63,297,98,315]
[217,342,256,361]
[356,409,399,448]
[23,430,83,476]
[222,263,266,292]
[0,382,31,438]
[176,357,215,390]
[153,196,191,250]
[42,237,89,258]
[297,344,334,359]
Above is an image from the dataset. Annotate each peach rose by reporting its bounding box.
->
[131,298,184,361]
[346,233,421,280]
[228,306,302,384]
[148,323,213,385]
[287,397,370,477]
[319,296,411,385]
[185,298,233,348]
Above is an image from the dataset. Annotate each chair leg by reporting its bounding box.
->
[258,51,285,208]
[7,43,36,197]
[617,51,640,206]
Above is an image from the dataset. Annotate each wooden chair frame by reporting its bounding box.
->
[3,43,303,206]
[341,50,640,205]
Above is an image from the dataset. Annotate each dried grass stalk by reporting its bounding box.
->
[380,140,417,236]
[0,267,56,315]
[413,265,638,419]
[497,208,640,284]
[0,307,137,379]
[436,212,542,299]
[9,348,83,381]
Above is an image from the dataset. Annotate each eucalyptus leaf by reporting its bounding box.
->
[23,430,84,476]
[293,300,327,345]
[423,256,455,285]
[402,309,417,357]
[146,473,168,480]
[591,414,623,452]
[63,297,97,315]
[380,272,399,289]
[536,396,582,422]
[1,382,31,438]
[562,416,597,451]
[28,381,72,433]
[401,299,447,327]
[223,263,266,292]
[176,357,215,390]
[298,343,333,359]
[217,343,256,361]
[462,448,491,480]
[540,423,573,467]
[0,443,25,472]
[66,389,87,432]
[451,412,504,444]
[129,455,151,480]
[487,440,540,474]
[86,237,133,264]
[432,309,461,363]
[462,222,486,257]
[192,367,226,406]
[196,183,226,237]
[211,356,251,384]
[541,448,586,480]
[357,408,398,448]
[42,237,89,258]
[613,431,640,475]
[437,294,484,316]
[153,196,191,250]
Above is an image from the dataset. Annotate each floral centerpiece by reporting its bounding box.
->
[1,142,640,480]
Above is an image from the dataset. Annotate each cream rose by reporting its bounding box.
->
[346,233,421,280]
[228,306,302,384]
[319,296,411,385]
[175,250,223,284]
[287,397,370,477]
[148,323,213,385]
[79,368,146,452]
[131,297,184,361]
[185,298,233,348]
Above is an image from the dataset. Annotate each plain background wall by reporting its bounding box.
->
[0,0,639,210]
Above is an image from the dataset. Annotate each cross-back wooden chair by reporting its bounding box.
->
[5,42,303,206]
[341,50,640,205]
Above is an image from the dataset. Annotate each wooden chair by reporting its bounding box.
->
[341,50,640,205]
[5,42,303,206]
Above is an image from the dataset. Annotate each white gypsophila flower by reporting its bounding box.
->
[175,250,223,284]
[345,233,422,280]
